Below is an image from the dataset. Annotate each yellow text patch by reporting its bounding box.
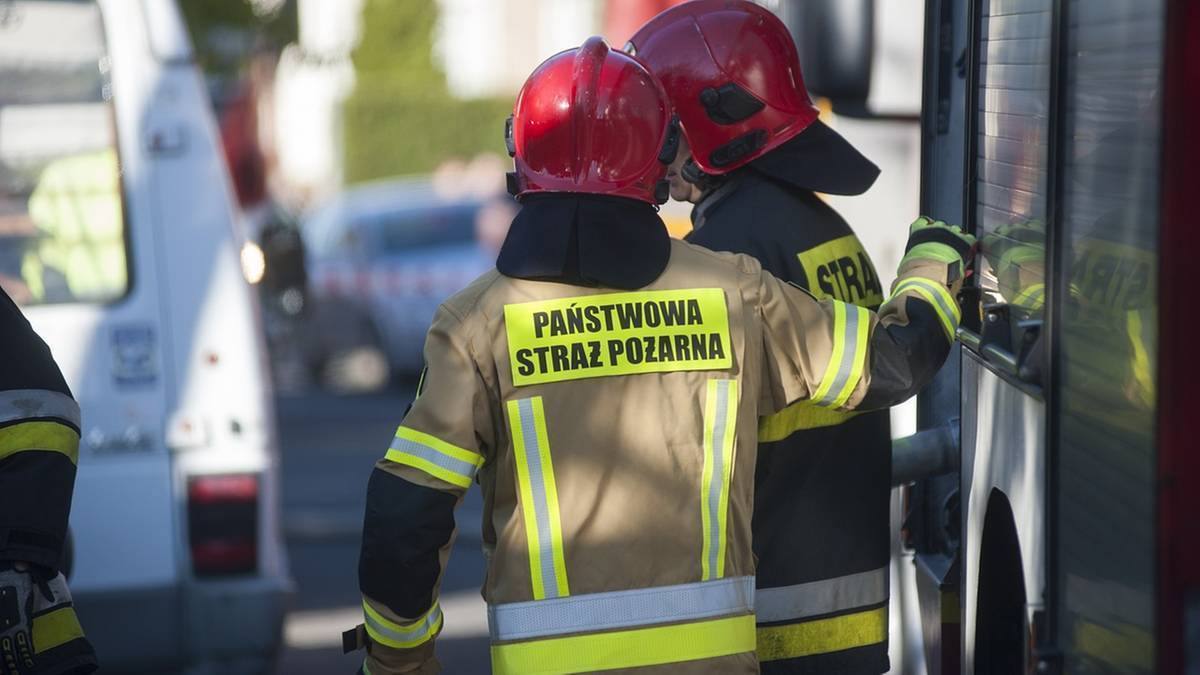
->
[797,234,884,307]
[504,289,732,386]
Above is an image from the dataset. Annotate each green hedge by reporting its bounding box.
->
[342,0,513,183]
[343,87,512,183]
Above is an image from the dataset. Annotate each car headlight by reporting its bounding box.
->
[241,241,266,285]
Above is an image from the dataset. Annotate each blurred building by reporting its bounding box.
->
[435,0,599,99]
[272,0,691,200]
[274,0,365,202]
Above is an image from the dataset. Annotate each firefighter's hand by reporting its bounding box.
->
[0,563,97,675]
[900,216,977,282]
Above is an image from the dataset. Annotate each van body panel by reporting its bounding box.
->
[959,354,1046,672]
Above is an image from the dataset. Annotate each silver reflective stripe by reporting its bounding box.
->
[755,566,888,623]
[364,603,442,645]
[705,380,733,576]
[488,575,755,641]
[389,436,479,482]
[516,398,563,599]
[814,305,863,407]
[0,389,80,428]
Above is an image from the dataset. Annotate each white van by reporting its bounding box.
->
[0,1,289,672]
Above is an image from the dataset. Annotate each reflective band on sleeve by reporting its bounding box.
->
[507,397,569,600]
[385,426,483,489]
[491,613,755,675]
[701,379,738,581]
[757,605,887,662]
[0,390,80,428]
[31,604,85,654]
[891,278,960,340]
[0,421,80,465]
[488,575,754,641]
[755,566,888,623]
[810,302,870,409]
[362,599,442,649]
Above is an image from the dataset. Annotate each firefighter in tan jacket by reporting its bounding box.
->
[344,38,972,675]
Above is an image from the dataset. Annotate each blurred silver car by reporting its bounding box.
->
[300,178,496,390]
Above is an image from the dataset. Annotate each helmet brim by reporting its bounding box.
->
[748,118,880,196]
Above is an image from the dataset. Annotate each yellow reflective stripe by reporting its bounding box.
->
[31,605,85,654]
[758,400,862,442]
[361,660,372,675]
[508,397,569,600]
[757,606,887,662]
[362,599,442,649]
[0,421,79,465]
[1127,310,1154,407]
[1013,283,1046,310]
[810,301,848,404]
[490,613,755,675]
[700,379,738,580]
[833,305,870,409]
[892,278,960,340]
[385,426,483,489]
[393,426,479,464]
[810,303,869,409]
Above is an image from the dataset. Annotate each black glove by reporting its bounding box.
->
[0,564,96,675]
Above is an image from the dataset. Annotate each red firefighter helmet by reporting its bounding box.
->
[627,0,819,175]
[507,37,679,204]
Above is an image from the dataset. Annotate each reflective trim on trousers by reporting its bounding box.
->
[488,575,755,641]
[0,389,80,428]
[507,396,569,600]
[810,302,870,409]
[701,379,738,580]
[386,426,483,489]
[755,566,888,623]
[757,605,887,662]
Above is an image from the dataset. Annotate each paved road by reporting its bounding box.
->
[274,388,491,674]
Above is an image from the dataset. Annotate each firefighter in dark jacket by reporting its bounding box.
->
[630,2,940,672]
[0,288,97,674]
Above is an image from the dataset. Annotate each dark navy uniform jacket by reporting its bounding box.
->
[686,126,893,675]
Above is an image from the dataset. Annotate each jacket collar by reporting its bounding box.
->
[496,194,671,290]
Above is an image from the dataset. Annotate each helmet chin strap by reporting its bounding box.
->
[680,159,722,193]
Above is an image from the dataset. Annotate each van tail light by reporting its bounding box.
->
[188,474,259,577]
[1159,0,1200,672]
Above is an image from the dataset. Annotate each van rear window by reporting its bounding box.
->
[0,0,128,306]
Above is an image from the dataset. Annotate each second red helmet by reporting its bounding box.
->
[627,0,820,175]
[507,37,679,204]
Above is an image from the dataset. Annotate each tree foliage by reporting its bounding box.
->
[343,0,511,183]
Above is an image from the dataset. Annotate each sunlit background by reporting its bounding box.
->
[0,0,926,672]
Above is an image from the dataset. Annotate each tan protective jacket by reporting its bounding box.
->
[356,238,961,674]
